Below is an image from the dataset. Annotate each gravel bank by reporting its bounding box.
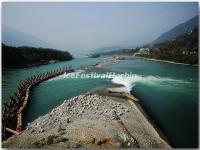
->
[3,92,171,148]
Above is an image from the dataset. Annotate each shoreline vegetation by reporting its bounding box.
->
[2,56,172,148]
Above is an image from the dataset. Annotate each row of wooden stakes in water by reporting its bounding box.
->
[2,66,74,139]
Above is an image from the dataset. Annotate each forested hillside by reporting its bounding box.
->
[2,44,73,68]
[136,27,198,65]
[153,15,198,44]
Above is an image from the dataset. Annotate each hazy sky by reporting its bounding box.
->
[2,2,198,55]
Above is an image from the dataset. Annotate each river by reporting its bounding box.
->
[2,56,198,148]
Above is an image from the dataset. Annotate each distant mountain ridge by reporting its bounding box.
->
[90,46,140,56]
[93,46,125,53]
[2,26,59,49]
[153,15,198,44]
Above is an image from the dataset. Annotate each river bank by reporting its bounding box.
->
[2,88,171,148]
[134,56,198,66]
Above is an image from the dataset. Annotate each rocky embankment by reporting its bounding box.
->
[2,67,74,140]
[3,92,171,148]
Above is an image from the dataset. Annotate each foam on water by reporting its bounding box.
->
[111,74,190,93]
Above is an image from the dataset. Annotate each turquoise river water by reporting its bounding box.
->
[2,57,198,148]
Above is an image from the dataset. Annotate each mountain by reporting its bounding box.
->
[89,46,139,57]
[136,27,198,65]
[91,48,139,56]
[153,15,198,44]
[2,26,58,49]
[93,46,125,53]
[2,44,73,68]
